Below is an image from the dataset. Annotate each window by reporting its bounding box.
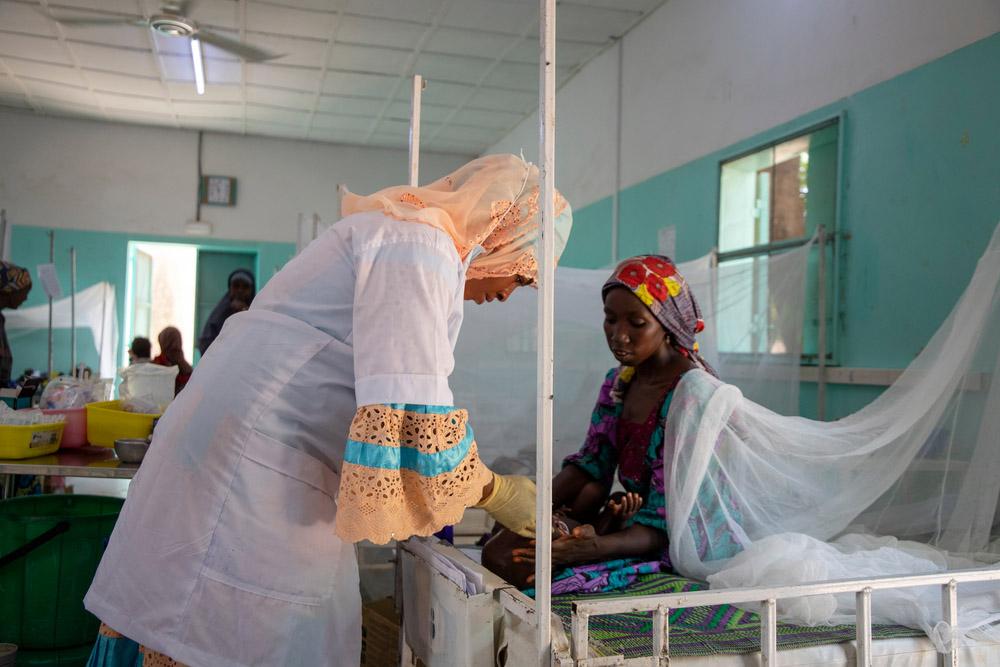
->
[717,119,839,362]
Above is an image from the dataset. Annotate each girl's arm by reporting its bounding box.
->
[513,523,667,567]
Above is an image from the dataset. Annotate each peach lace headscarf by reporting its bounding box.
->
[340,154,572,283]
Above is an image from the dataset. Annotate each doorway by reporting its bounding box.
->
[124,242,257,367]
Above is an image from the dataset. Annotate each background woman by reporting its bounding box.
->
[197,268,255,355]
[0,261,32,385]
[154,326,193,394]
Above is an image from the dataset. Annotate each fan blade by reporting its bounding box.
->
[45,12,148,27]
[196,29,282,62]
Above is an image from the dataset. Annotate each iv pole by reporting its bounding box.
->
[535,0,557,663]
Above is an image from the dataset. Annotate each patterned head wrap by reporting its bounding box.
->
[341,154,573,285]
[602,255,717,376]
[0,262,31,294]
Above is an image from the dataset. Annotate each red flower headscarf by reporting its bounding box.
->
[603,254,716,376]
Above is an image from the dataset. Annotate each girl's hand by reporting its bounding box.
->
[512,525,601,583]
[607,492,643,522]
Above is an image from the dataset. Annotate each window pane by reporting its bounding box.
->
[719,122,838,254]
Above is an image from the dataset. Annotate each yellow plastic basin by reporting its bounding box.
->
[85,401,160,448]
[0,422,64,459]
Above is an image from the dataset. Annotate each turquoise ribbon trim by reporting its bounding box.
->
[345,411,475,476]
[383,403,457,415]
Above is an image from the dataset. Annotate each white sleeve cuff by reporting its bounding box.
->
[354,373,454,407]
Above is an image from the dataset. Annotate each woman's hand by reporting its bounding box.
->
[511,524,602,574]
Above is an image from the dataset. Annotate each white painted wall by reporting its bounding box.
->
[488,0,1000,209]
[0,108,472,243]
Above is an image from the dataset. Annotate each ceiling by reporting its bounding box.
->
[0,0,666,155]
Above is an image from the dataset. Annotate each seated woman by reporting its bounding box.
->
[483,255,718,591]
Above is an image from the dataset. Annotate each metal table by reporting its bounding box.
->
[0,447,136,499]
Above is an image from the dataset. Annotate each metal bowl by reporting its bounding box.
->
[114,438,150,464]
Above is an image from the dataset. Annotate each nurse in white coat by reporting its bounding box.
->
[84,154,572,667]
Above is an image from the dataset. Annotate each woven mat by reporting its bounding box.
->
[551,573,924,658]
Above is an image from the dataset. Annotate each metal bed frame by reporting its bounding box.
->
[494,565,1000,666]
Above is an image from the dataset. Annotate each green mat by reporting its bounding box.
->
[551,573,925,659]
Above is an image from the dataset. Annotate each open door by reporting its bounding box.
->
[193,250,257,363]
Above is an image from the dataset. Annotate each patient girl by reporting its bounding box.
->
[483,256,717,589]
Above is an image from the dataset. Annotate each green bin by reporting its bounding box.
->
[0,495,123,650]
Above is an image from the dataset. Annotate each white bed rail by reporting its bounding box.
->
[543,566,1000,666]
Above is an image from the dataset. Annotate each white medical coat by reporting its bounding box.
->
[85,212,469,666]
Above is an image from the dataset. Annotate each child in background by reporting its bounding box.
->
[128,337,152,365]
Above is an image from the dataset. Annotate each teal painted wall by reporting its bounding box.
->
[566,33,1000,418]
[560,197,615,269]
[8,225,295,377]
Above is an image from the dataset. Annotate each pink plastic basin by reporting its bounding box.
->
[41,408,88,448]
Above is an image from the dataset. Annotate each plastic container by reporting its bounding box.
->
[86,400,160,448]
[15,643,93,666]
[0,495,124,650]
[0,422,64,459]
[41,408,87,449]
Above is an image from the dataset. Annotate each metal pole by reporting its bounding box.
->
[817,225,828,420]
[536,0,556,664]
[408,74,424,187]
[0,209,7,260]
[70,247,77,374]
[611,39,623,264]
[47,231,54,379]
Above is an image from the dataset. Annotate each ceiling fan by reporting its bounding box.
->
[44,1,282,93]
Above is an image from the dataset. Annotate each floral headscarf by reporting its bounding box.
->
[603,255,717,376]
[0,262,31,293]
[341,154,573,284]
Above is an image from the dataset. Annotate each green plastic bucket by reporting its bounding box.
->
[0,495,123,650]
[15,643,93,667]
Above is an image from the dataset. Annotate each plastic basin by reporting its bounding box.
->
[0,422,64,459]
[41,408,87,449]
[85,401,159,448]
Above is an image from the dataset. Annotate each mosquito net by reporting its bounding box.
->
[6,282,119,378]
[666,224,1000,648]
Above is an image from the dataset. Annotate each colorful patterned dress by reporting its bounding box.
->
[551,367,743,595]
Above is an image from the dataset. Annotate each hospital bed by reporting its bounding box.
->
[398,538,1000,666]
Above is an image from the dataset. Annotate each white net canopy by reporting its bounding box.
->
[667,224,1000,647]
[455,224,1000,647]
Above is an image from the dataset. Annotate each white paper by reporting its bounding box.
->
[36,263,63,299]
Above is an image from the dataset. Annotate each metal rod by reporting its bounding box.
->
[98,283,107,377]
[573,566,1000,616]
[0,209,7,260]
[70,247,77,374]
[856,587,872,667]
[611,38,623,264]
[47,230,54,379]
[571,609,589,661]
[536,0,556,663]
[652,605,668,664]
[761,599,777,666]
[817,224,828,420]
[715,235,812,263]
[408,74,423,187]
[942,580,959,667]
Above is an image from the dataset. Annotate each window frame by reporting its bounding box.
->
[714,112,846,366]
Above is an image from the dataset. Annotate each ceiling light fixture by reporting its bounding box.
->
[191,37,205,95]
